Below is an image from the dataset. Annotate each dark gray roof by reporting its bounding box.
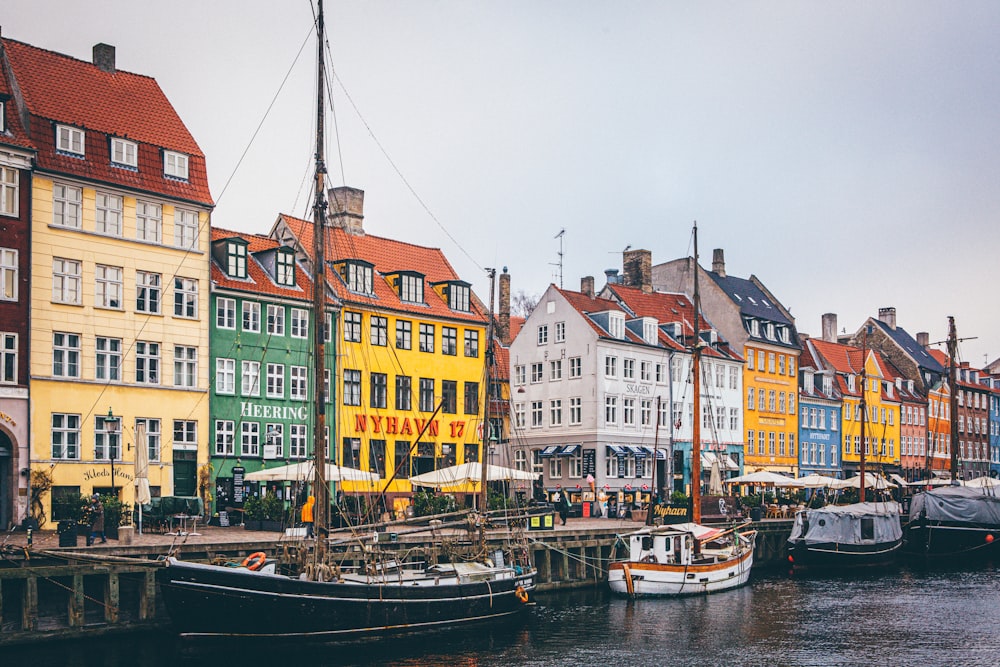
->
[709,273,794,325]
[871,319,944,375]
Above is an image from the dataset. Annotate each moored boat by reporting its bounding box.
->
[903,486,1000,560]
[787,501,902,570]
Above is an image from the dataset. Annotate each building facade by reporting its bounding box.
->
[797,344,842,478]
[2,38,214,521]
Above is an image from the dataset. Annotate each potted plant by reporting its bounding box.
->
[101,495,123,540]
[259,492,285,532]
[243,495,264,531]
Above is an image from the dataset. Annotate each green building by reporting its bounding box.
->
[209,228,336,517]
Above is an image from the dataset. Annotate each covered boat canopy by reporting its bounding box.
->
[243,462,381,483]
[789,502,902,543]
[910,486,1000,524]
[409,462,537,490]
[963,476,1000,488]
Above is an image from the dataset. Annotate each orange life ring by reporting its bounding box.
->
[515,585,528,603]
[242,551,267,571]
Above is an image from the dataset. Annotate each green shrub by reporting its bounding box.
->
[412,490,456,517]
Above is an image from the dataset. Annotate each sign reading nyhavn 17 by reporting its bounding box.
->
[350,414,475,439]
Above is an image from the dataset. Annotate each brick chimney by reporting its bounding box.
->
[712,248,726,277]
[917,331,929,348]
[327,186,365,235]
[581,276,594,298]
[878,307,897,330]
[622,249,653,293]
[821,313,838,342]
[498,268,511,345]
[93,43,116,73]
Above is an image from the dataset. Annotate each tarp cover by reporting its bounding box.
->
[789,502,902,544]
[909,486,1000,525]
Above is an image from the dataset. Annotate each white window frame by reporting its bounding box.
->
[174,208,198,249]
[215,420,235,456]
[216,297,236,329]
[164,151,189,180]
[110,137,137,167]
[569,397,582,425]
[291,365,308,401]
[136,271,161,314]
[569,357,582,378]
[242,301,261,332]
[136,341,160,385]
[51,413,81,460]
[56,124,85,156]
[173,345,197,388]
[0,167,18,217]
[173,277,198,318]
[241,421,260,457]
[95,336,121,381]
[52,332,80,378]
[289,423,307,458]
[1,248,18,301]
[216,358,235,394]
[0,332,17,384]
[136,200,162,243]
[173,420,198,450]
[95,264,123,309]
[276,251,295,286]
[53,183,82,229]
[93,192,123,236]
[291,308,309,338]
[241,360,260,397]
[266,363,285,399]
[266,304,285,335]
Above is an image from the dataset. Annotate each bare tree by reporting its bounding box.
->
[511,290,539,318]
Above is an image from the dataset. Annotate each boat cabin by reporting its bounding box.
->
[628,529,695,566]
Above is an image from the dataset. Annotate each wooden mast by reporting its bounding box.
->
[311,0,330,556]
[691,223,702,524]
[478,269,497,515]
[646,395,661,526]
[947,316,959,484]
[859,325,868,503]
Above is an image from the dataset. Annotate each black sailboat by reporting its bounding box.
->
[156,1,536,638]
[903,317,1000,561]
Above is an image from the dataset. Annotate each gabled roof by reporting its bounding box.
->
[555,286,629,341]
[276,214,486,324]
[869,318,944,375]
[211,227,312,301]
[1,37,211,205]
[709,272,793,325]
[0,58,34,152]
[509,316,526,341]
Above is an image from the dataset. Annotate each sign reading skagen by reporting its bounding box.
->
[624,384,652,395]
[240,402,308,421]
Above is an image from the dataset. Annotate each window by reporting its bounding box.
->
[442,327,457,355]
[241,360,260,396]
[550,359,562,381]
[514,403,526,428]
[216,297,235,329]
[464,330,479,357]
[136,271,161,314]
[264,304,284,335]
[399,274,423,303]
[0,332,16,384]
[530,363,544,383]
[448,283,470,311]
[396,320,412,349]
[344,311,362,342]
[289,423,307,458]
[569,397,582,424]
[215,358,235,394]
[344,369,361,406]
[441,380,457,414]
[110,137,137,167]
[641,399,652,426]
[514,365,526,385]
[241,421,260,457]
[396,375,412,410]
[605,356,618,377]
[0,248,16,300]
[419,378,435,412]
[730,366,739,389]
[56,124,85,156]
[0,167,18,217]
[270,249,294,285]
[52,332,80,377]
[730,407,739,430]
[215,420,235,456]
[370,316,388,346]
[95,192,122,235]
[531,401,543,427]
[657,362,667,383]
[419,324,435,352]
[52,258,81,304]
[605,395,618,425]
[242,301,260,332]
[92,336,121,381]
[173,346,197,387]
[291,308,308,338]
[94,414,121,461]
[640,361,651,382]
[570,357,582,378]
[550,399,563,426]
[555,321,566,342]
[51,413,81,459]
[464,382,479,415]
[370,373,388,409]
[136,200,162,242]
[290,366,308,401]
[136,341,160,384]
[623,359,635,380]
[174,420,197,449]
[95,265,122,308]
[174,209,198,248]
[623,398,635,425]
[173,277,198,318]
[537,325,549,345]
[164,151,189,180]
[344,261,373,293]
[266,363,285,398]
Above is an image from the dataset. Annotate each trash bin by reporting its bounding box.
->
[582,501,591,518]
[750,506,763,522]
[58,520,79,547]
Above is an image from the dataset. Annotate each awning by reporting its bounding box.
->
[643,445,667,460]
[607,444,627,457]
[625,445,648,458]
[539,445,561,458]
[558,444,580,456]
[701,452,739,472]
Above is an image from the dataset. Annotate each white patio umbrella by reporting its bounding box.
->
[243,461,381,483]
[409,462,537,489]
[784,473,839,489]
[725,471,796,486]
[830,472,896,490]
[134,422,151,534]
[708,458,724,496]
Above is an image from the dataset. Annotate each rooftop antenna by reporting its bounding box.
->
[551,228,565,288]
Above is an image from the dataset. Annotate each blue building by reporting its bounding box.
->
[798,344,842,478]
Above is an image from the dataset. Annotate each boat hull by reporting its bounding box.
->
[607,547,754,597]
[787,538,901,570]
[903,522,1000,561]
[157,559,536,639]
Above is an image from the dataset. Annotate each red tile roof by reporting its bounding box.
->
[508,316,525,341]
[277,214,486,324]
[1,38,212,205]
[0,56,34,152]
[211,227,312,301]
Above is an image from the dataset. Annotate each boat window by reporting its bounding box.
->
[861,518,875,541]
[817,519,826,527]
[642,536,653,550]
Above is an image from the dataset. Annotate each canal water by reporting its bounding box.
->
[10,564,1000,666]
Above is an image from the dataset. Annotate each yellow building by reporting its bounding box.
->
[2,38,214,522]
[743,341,801,475]
[272,188,488,511]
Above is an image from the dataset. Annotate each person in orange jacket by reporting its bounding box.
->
[301,495,315,538]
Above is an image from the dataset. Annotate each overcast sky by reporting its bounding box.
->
[7,1,1000,366]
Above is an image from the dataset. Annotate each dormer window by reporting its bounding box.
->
[748,319,760,337]
[0,101,5,133]
[110,138,137,168]
[342,260,374,294]
[226,240,247,279]
[164,151,189,180]
[608,312,625,339]
[56,124,85,156]
[276,250,295,286]
[395,272,424,303]
[447,282,471,312]
[778,325,790,344]
[765,322,775,340]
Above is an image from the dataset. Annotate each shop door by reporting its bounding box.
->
[0,431,11,529]
[173,450,197,496]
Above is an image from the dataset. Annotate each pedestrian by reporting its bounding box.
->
[87,494,106,545]
[301,494,315,538]
[558,491,571,526]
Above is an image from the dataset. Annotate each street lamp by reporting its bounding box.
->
[104,408,120,496]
